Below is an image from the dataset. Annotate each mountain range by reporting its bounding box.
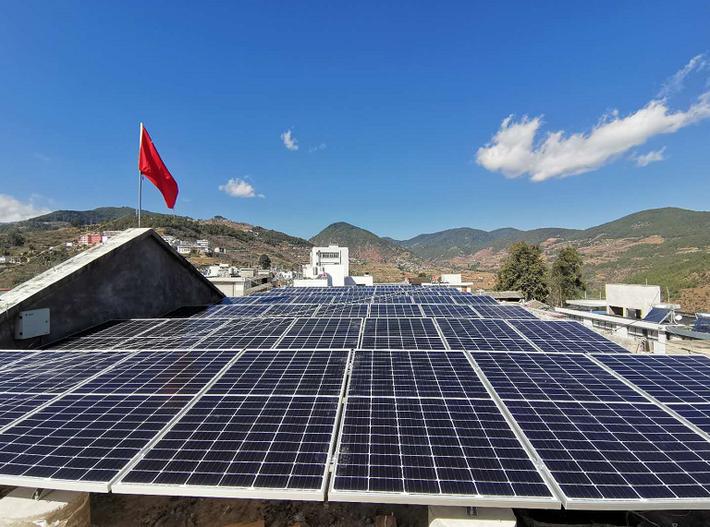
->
[1,206,708,311]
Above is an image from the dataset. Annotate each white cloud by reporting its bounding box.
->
[218,178,264,198]
[633,147,666,167]
[308,143,327,153]
[476,55,710,182]
[658,54,707,98]
[280,129,299,151]
[0,194,52,222]
[476,91,710,182]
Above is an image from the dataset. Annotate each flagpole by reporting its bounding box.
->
[138,122,144,227]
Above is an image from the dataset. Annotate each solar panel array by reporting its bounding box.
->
[1,285,709,510]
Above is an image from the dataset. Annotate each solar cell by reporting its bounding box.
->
[77,350,235,396]
[694,315,710,334]
[373,294,414,304]
[595,354,710,404]
[437,319,538,352]
[116,396,339,498]
[138,319,227,338]
[0,393,54,428]
[315,304,369,318]
[670,404,710,436]
[455,295,498,305]
[472,352,645,403]
[331,397,554,503]
[119,336,207,350]
[0,351,42,371]
[220,296,260,305]
[209,317,293,335]
[471,305,536,320]
[369,304,423,318]
[208,350,349,397]
[508,320,628,353]
[279,318,362,349]
[0,393,192,490]
[420,304,477,318]
[197,305,272,318]
[360,318,446,350]
[265,304,319,317]
[85,319,166,339]
[50,337,129,350]
[0,351,129,395]
[410,295,459,305]
[643,307,672,324]
[506,399,710,505]
[348,351,488,399]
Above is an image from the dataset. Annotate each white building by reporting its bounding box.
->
[555,283,690,354]
[297,245,373,287]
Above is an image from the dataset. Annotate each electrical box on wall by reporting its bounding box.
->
[14,308,50,340]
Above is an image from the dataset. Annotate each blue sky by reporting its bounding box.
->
[1,1,709,239]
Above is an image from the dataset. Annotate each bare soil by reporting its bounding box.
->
[90,494,427,527]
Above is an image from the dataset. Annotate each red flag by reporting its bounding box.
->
[139,125,179,208]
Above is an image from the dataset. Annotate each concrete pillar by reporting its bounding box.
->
[0,487,90,527]
[654,331,667,354]
[428,506,516,526]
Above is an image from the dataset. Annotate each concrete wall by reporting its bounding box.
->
[0,229,224,349]
[605,283,662,318]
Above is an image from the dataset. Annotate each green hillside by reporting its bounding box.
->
[0,207,313,290]
[310,222,418,263]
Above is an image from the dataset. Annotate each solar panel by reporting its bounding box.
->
[120,336,208,350]
[196,305,272,318]
[348,351,489,399]
[420,304,477,318]
[315,304,369,318]
[0,393,54,428]
[85,319,166,338]
[0,393,192,490]
[455,295,498,305]
[437,319,538,352]
[331,397,554,504]
[220,296,261,304]
[670,404,710,436]
[369,304,423,318]
[506,399,710,506]
[77,350,235,396]
[472,305,536,320]
[595,354,710,404]
[265,304,319,317]
[643,307,672,323]
[138,319,227,338]
[508,320,628,353]
[0,351,42,371]
[116,395,340,498]
[196,318,293,350]
[208,350,349,397]
[279,318,362,349]
[0,351,129,394]
[360,318,446,350]
[410,294,459,305]
[51,337,130,350]
[472,352,646,403]
[373,294,414,304]
[693,314,710,334]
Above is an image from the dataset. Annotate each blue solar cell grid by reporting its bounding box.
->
[595,354,710,404]
[508,320,628,353]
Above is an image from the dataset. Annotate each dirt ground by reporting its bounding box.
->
[90,494,428,527]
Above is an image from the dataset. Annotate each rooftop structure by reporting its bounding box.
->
[297,245,373,287]
[3,248,710,520]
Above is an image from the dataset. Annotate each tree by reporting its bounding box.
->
[258,254,271,269]
[495,242,549,301]
[8,230,24,247]
[549,246,586,307]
